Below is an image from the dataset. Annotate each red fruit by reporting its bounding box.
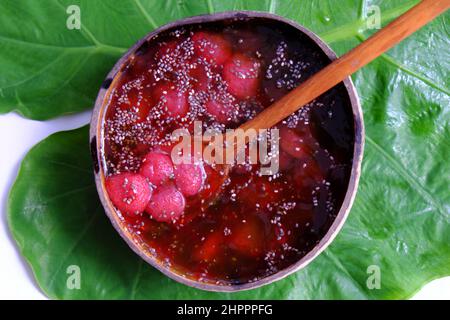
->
[105,173,152,215]
[223,54,260,99]
[139,151,174,186]
[192,32,232,65]
[194,232,223,262]
[174,162,204,196]
[229,217,263,257]
[279,126,311,159]
[153,83,189,118]
[146,184,186,223]
[205,99,236,124]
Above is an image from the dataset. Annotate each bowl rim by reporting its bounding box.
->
[89,10,365,293]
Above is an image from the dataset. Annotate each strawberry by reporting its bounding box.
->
[174,161,205,196]
[105,173,152,215]
[223,54,260,99]
[153,83,189,118]
[146,184,186,223]
[139,151,174,186]
[192,31,232,65]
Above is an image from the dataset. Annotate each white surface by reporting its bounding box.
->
[0,112,448,300]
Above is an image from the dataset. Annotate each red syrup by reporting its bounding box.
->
[102,18,355,286]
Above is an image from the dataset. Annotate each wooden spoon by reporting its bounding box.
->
[199,0,449,207]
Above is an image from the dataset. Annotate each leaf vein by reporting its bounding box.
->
[24,185,96,207]
[206,0,214,14]
[268,0,276,13]
[380,54,450,96]
[130,260,144,299]
[44,52,94,101]
[319,0,418,43]
[366,135,448,220]
[47,160,92,174]
[47,205,101,288]
[324,250,369,297]
[1,52,70,91]
[133,0,159,29]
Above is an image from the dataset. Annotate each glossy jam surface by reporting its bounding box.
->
[102,18,355,286]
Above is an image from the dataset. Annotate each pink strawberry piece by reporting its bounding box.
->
[174,162,204,196]
[192,31,232,65]
[139,151,174,186]
[223,54,260,99]
[146,184,186,223]
[279,126,311,159]
[153,83,189,118]
[205,99,236,124]
[105,173,152,215]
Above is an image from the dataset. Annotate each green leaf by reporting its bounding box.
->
[7,0,450,299]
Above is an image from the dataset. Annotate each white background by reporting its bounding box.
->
[0,112,448,300]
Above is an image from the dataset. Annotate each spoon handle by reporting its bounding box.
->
[239,0,450,132]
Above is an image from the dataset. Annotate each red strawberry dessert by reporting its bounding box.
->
[102,18,354,286]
